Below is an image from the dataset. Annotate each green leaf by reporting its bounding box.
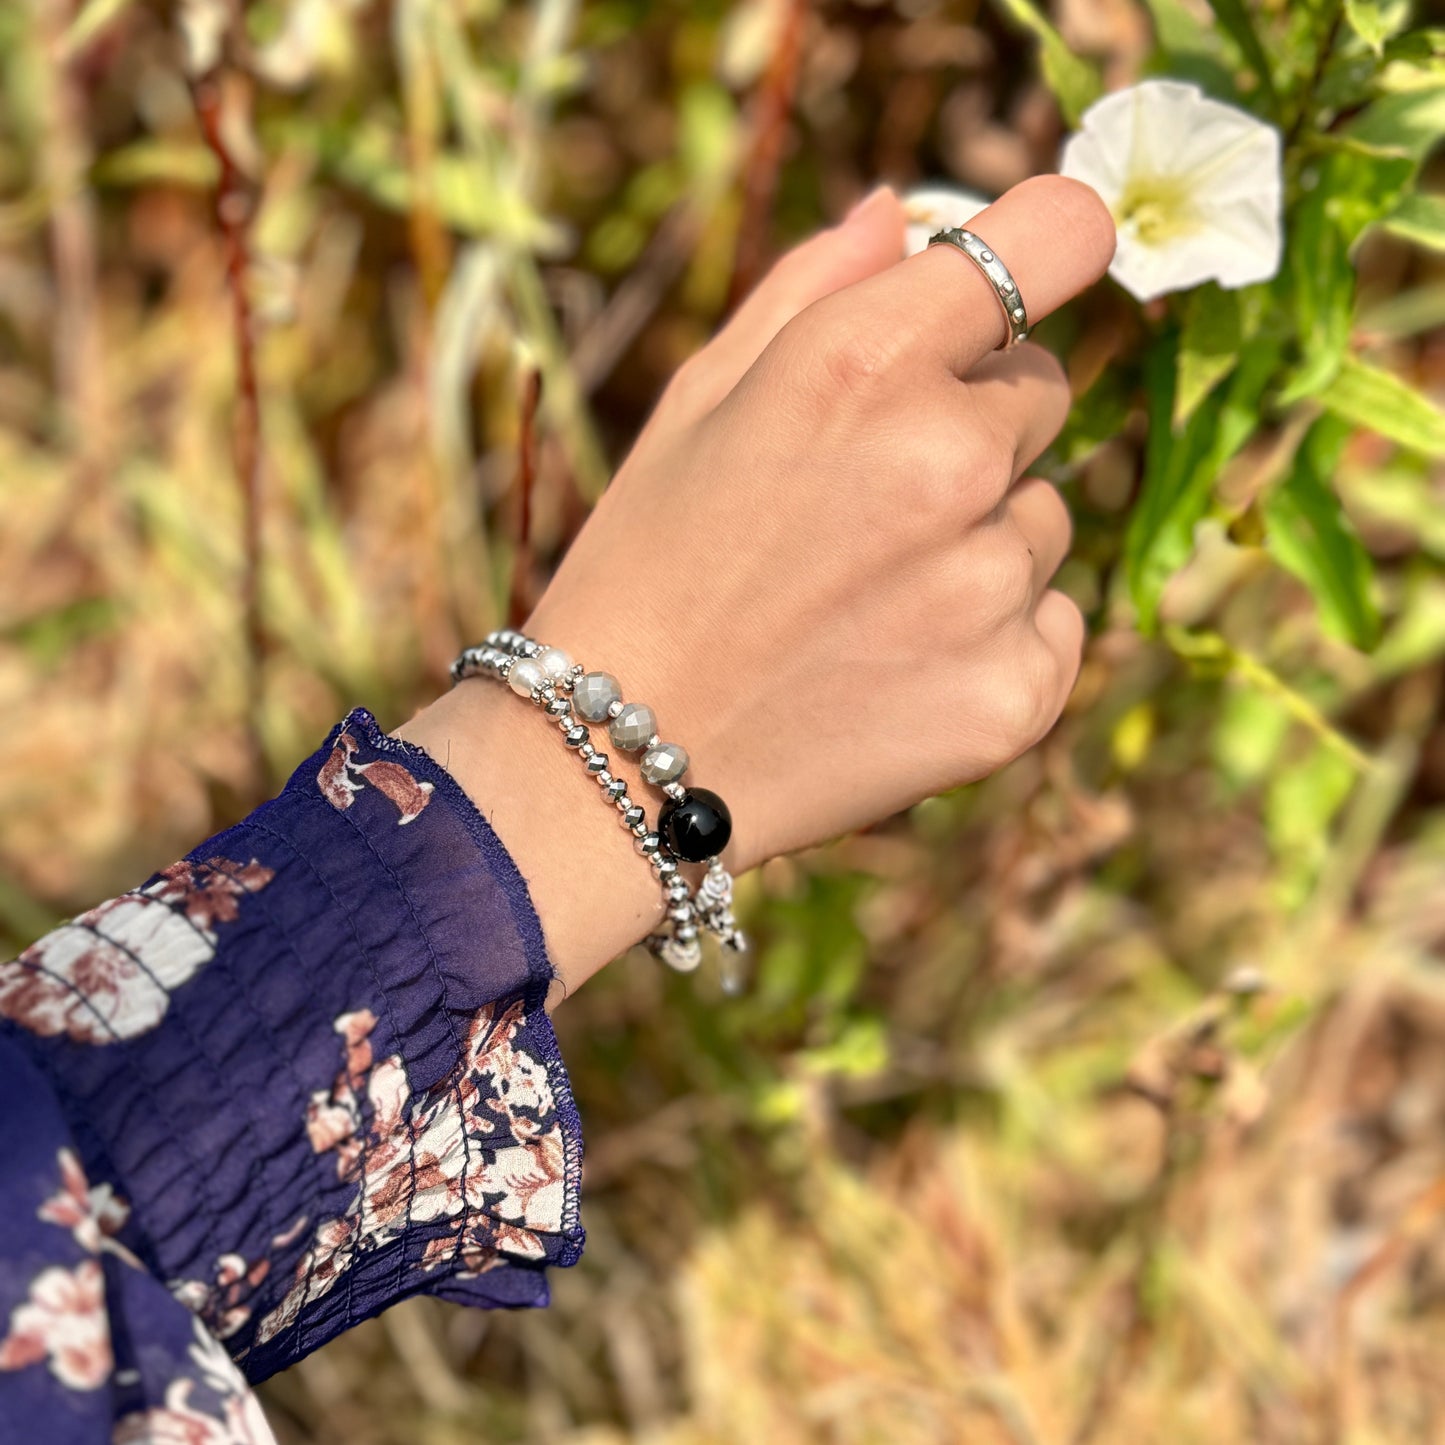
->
[1348,84,1445,159]
[1320,355,1445,457]
[1203,0,1279,109]
[1139,0,1242,98]
[990,0,1103,125]
[1265,740,1356,884]
[1381,191,1445,251]
[1174,285,1262,425]
[1344,0,1408,56]
[1213,685,1292,790]
[1262,417,1380,649]
[1125,332,1282,631]
[1279,148,1414,401]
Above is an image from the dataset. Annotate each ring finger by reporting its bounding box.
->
[1005,477,1072,591]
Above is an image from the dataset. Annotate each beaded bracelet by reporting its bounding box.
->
[452,631,747,988]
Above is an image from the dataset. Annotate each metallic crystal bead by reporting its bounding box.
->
[604,779,628,801]
[668,880,690,903]
[640,742,689,786]
[655,856,678,879]
[668,903,694,924]
[508,658,544,697]
[545,697,571,718]
[609,701,658,752]
[586,753,609,774]
[571,672,622,723]
[519,639,541,658]
[564,725,589,748]
[636,832,661,857]
[675,922,699,943]
[623,805,646,829]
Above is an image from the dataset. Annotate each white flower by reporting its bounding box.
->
[902,185,990,258]
[1059,80,1283,302]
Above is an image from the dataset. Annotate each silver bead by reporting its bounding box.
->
[655,856,678,879]
[594,769,613,787]
[519,639,541,658]
[623,805,646,829]
[604,779,628,801]
[668,903,694,923]
[667,879,690,902]
[508,658,544,697]
[572,672,622,723]
[564,725,589,748]
[545,697,571,717]
[607,699,625,719]
[663,781,686,801]
[640,743,689,786]
[631,820,650,839]
[675,922,698,943]
[586,753,609,774]
[636,831,661,856]
[609,702,658,753]
[578,742,595,760]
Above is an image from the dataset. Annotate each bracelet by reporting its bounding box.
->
[452,631,748,988]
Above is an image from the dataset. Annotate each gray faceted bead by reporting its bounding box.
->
[572,672,622,723]
[640,742,689,785]
[609,701,658,752]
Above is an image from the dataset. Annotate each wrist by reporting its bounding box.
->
[395,680,664,996]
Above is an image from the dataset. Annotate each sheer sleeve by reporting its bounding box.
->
[0,709,584,1441]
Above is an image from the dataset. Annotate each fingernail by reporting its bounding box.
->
[844,185,892,224]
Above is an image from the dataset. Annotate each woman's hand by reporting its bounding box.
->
[401,177,1116,993]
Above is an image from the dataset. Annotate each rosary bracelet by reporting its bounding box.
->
[452,631,747,986]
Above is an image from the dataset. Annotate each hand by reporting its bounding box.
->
[400,177,1116,994]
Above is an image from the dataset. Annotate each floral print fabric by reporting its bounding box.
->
[0,710,584,1443]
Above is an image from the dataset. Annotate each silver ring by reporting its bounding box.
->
[927,227,1029,350]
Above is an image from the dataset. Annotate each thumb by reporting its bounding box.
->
[662,186,906,425]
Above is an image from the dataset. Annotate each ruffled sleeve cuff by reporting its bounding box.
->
[0,709,584,1384]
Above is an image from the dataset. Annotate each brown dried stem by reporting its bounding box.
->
[191,70,267,792]
[726,0,810,310]
[507,368,544,628]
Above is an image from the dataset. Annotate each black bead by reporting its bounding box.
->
[658,787,732,864]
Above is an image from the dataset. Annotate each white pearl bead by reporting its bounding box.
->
[508,658,545,696]
[537,648,573,681]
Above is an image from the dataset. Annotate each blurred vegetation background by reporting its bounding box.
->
[3,0,1445,1439]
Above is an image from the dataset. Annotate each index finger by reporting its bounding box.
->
[835,176,1117,378]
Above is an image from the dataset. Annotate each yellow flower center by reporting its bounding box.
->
[1114,173,1203,247]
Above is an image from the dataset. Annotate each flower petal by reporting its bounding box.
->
[902,185,990,257]
[1060,79,1283,301]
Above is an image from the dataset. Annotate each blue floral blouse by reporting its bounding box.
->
[0,711,585,1443]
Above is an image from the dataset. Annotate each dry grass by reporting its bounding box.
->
[4,1,1445,1441]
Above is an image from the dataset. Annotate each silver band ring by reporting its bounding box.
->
[927,227,1029,350]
